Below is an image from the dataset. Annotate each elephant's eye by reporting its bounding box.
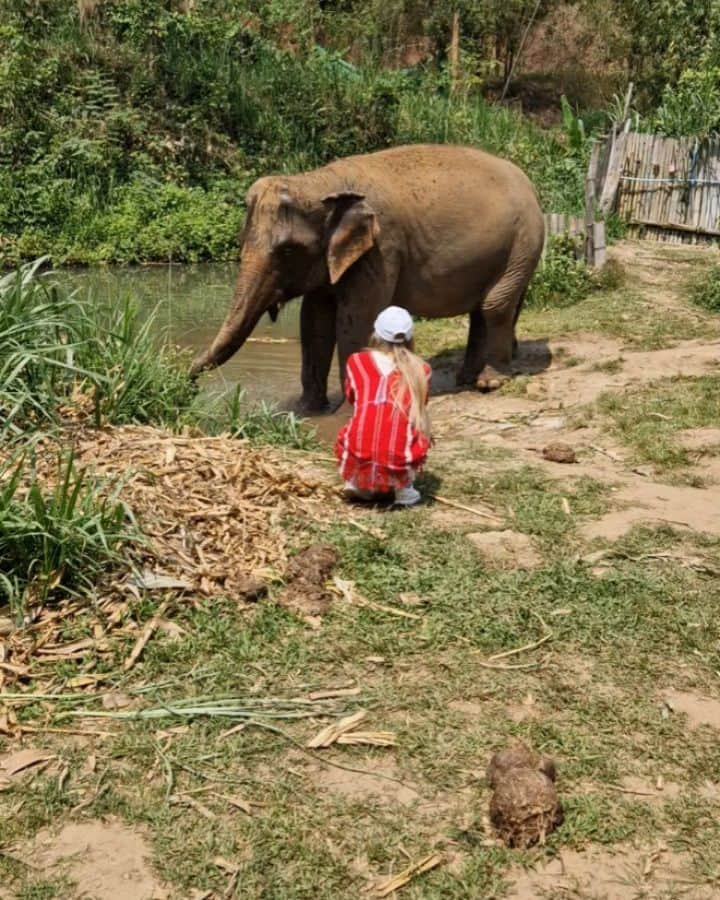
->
[275,241,298,258]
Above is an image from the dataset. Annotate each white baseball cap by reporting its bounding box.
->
[374,306,414,344]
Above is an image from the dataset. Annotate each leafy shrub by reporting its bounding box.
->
[690,264,720,312]
[526,235,593,309]
[652,67,720,137]
[0,1,595,268]
[0,452,132,614]
[0,260,198,436]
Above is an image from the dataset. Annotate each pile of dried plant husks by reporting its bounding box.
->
[0,425,334,690]
[54,424,332,595]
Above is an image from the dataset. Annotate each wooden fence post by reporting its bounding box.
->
[584,139,600,267]
[449,11,460,94]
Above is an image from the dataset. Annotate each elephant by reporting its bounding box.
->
[190,143,545,411]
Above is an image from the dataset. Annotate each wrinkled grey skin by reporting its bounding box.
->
[190,143,545,411]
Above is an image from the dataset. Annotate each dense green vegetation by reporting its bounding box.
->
[0,451,131,614]
[0,261,197,437]
[4,0,719,268]
[691,263,720,313]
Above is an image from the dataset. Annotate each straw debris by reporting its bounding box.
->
[0,424,334,686]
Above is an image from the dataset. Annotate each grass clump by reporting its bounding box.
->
[0,452,131,615]
[597,375,720,471]
[1,259,315,448]
[526,236,594,310]
[690,264,720,313]
[194,386,316,450]
[0,260,198,438]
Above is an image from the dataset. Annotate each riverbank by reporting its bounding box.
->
[2,241,720,898]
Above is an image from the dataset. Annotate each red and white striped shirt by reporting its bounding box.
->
[335,350,431,492]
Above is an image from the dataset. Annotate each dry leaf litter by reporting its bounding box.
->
[0,425,334,694]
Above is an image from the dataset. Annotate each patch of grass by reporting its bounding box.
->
[426,463,609,546]
[690,263,720,313]
[74,297,198,428]
[596,375,720,471]
[191,385,317,450]
[0,261,314,448]
[0,261,198,438]
[0,451,132,616]
[590,357,623,374]
[521,283,718,350]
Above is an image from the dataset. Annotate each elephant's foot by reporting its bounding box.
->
[297,393,331,415]
[475,365,508,392]
[456,364,481,386]
[512,336,519,359]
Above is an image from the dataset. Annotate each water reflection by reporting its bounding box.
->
[57,263,345,425]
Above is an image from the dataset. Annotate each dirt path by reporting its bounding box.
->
[429,240,720,541]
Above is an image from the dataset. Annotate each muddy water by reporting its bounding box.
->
[59,263,346,441]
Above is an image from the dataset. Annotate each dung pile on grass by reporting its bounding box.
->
[0,425,334,688]
[487,744,563,848]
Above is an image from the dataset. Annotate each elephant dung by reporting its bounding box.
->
[487,743,563,848]
[277,544,339,623]
[542,441,577,464]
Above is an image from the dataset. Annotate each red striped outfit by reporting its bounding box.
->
[335,350,431,492]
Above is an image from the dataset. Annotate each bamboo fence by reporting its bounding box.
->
[594,130,720,244]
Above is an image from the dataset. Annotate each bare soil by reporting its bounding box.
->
[30,820,166,900]
[508,844,715,900]
[428,242,720,541]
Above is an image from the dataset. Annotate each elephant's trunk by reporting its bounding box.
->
[190,253,281,376]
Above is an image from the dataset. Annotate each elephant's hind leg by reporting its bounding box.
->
[299,289,337,413]
[476,274,526,392]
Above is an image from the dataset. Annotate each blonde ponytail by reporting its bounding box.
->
[368,335,431,438]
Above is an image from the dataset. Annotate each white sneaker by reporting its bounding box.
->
[394,485,421,506]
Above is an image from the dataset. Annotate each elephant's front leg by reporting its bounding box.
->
[299,289,337,413]
[335,302,373,389]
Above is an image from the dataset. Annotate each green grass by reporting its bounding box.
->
[690,263,720,313]
[0,451,132,617]
[0,260,198,437]
[3,512,720,898]
[0,260,311,445]
[596,375,720,472]
[191,385,318,450]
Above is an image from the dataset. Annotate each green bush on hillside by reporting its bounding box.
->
[526,235,593,309]
[690,264,720,313]
[0,1,591,267]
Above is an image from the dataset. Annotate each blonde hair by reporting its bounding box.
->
[368,334,431,438]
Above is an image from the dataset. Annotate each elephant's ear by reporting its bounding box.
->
[323,192,379,285]
[239,192,258,247]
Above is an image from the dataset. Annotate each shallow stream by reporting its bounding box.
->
[59,262,346,441]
